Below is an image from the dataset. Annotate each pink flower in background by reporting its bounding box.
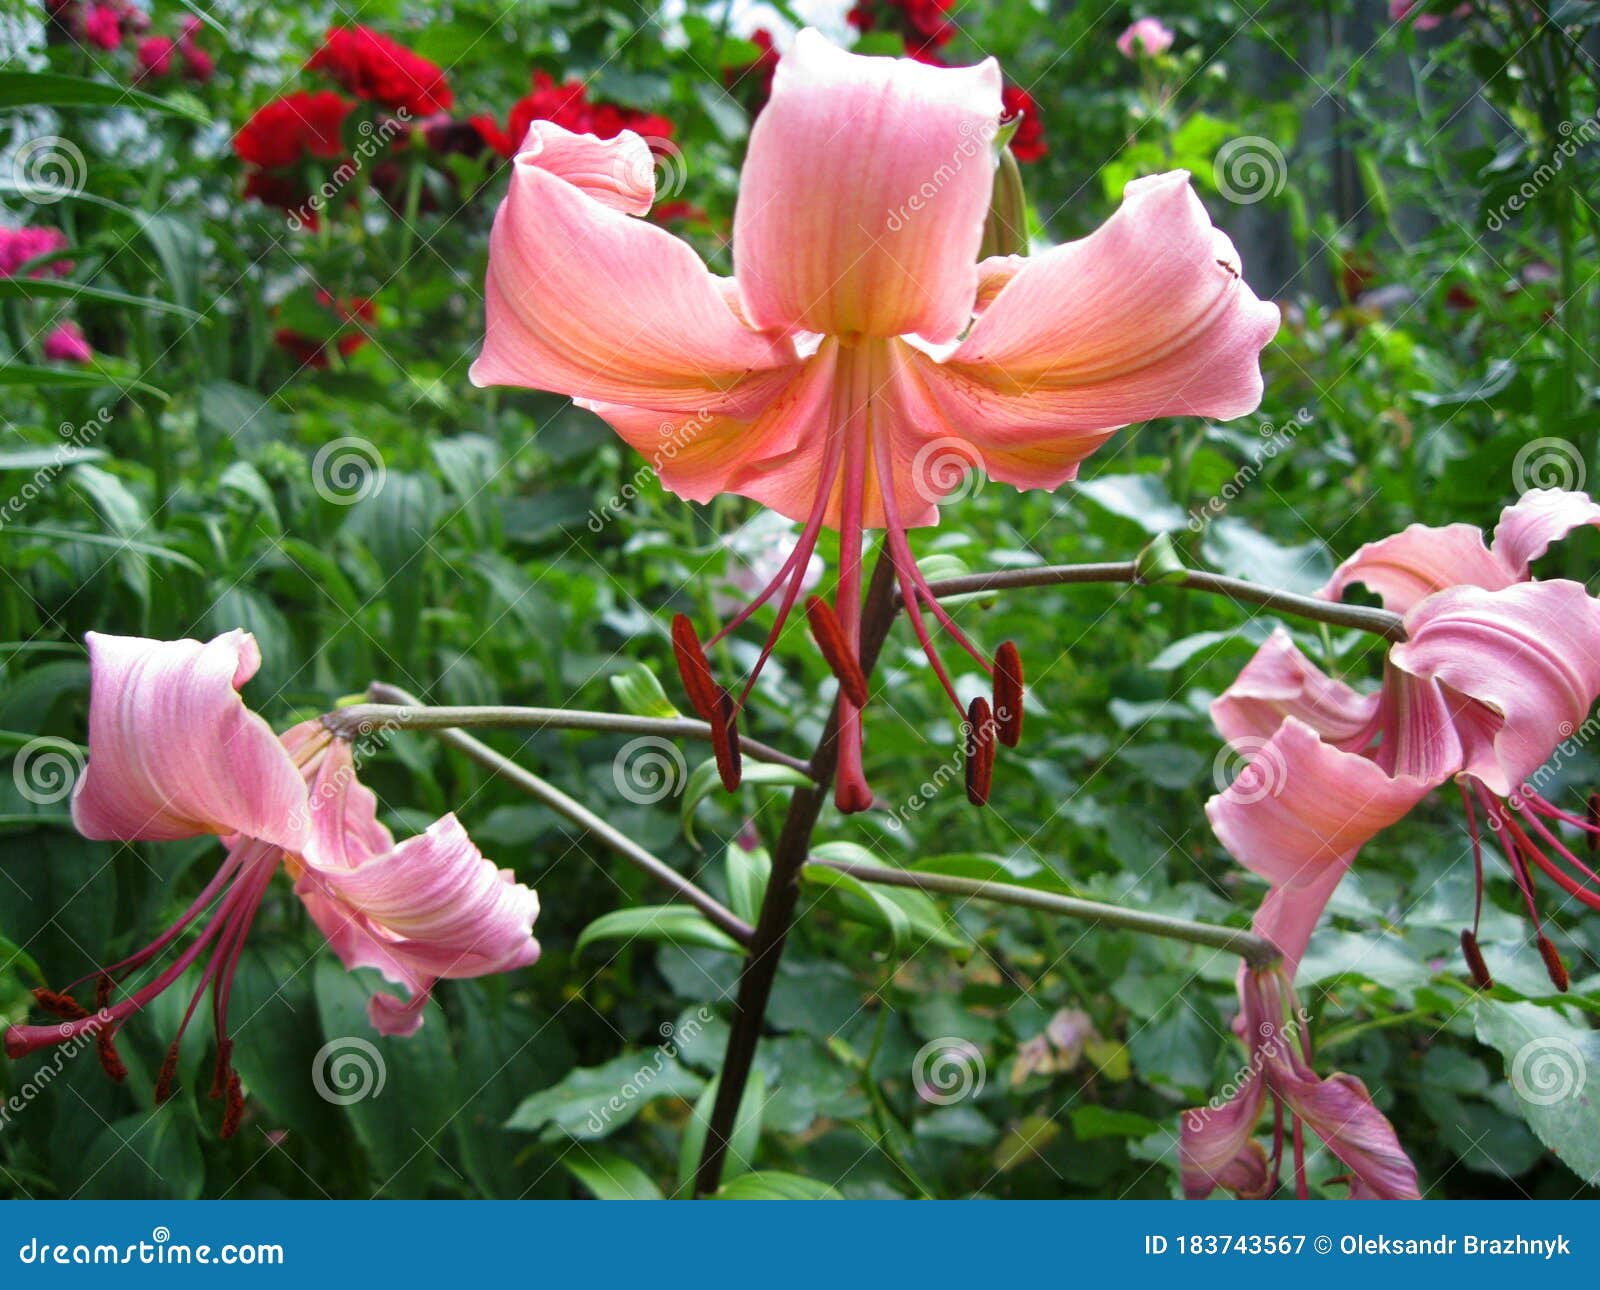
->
[42,321,92,363]
[1117,17,1174,58]
[82,2,124,49]
[1181,965,1420,1199]
[1207,489,1600,992]
[3,632,540,1135]
[0,225,70,278]
[1390,1,1470,31]
[471,31,1277,812]
[134,34,174,79]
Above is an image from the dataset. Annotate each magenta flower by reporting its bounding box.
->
[4,632,540,1134]
[1207,489,1600,990]
[1117,17,1175,58]
[0,225,71,279]
[42,321,92,363]
[472,30,1277,811]
[1181,964,1420,1199]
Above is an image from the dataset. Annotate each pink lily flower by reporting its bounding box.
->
[3,631,540,1135]
[471,30,1278,812]
[1206,489,1600,992]
[1181,964,1420,1199]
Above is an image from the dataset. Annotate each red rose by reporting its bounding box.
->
[307,25,453,117]
[1001,84,1047,164]
[234,91,352,169]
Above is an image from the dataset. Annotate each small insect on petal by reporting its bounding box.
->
[711,687,743,792]
[965,696,995,807]
[1537,935,1569,993]
[671,613,721,720]
[992,641,1024,748]
[1459,928,1493,990]
[805,596,869,708]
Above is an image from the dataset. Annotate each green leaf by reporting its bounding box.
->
[677,1069,766,1194]
[0,446,106,471]
[0,276,203,319]
[576,905,743,957]
[610,661,681,719]
[681,758,810,847]
[807,843,969,951]
[0,71,209,122]
[1474,1000,1600,1185]
[1070,1105,1162,1141]
[1134,532,1189,584]
[0,929,44,983]
[507,1051,705,1140]
[713,1170,841,1199]
[0,364,166,397]
[1201,518,1332,595]
[79,1112,204,1200]
[1075,473,1185,533]
[563,1149,665,1199]
[724,842,771,925]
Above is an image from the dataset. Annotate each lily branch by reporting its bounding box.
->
[341,683,754,946]
[323,702,815,778]
[808,856,1280,967]
[924,561,1407,642]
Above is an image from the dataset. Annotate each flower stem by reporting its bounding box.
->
[807,856,1280,966]
[924,561,1406,641]
[355,683,754,946]
[322,703,814,778]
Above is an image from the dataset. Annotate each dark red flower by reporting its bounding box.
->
[275,292,376,369]
[307,25,453,117]
[1001,83,1047,163]
[478,71,676,160]
[724,29,780,108]
[134,35,174,80]
[234,91,352,170]
[848,0,957,56]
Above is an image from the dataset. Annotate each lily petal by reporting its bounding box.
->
[471,124,797,414]
[1179,1071,1272,1199]
[921,171,1279,492]
[297,811,540,1036]
[1319,521,1514,613]
[72,631,308,851]
[733,28,1002,342]
[1488,487,1600,579]
[1393,580,1600,795]
[1211,629,1380,750]
[1273,1066,1421,1199]
[1206,717,1433,927]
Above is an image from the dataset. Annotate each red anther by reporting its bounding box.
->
[710,688,742,792]
[992,641,1024,748]
[210,1037,235,1100]
[1537,935,1570,993]
[155,1041,181,1106]
[220,1072,244,1139]
[964,696,995,807]
[31,988,89,1020]
[1459,929,1493,989]
[95,973,113,1010]
[96,1028,127,1083]
[804,596,869,708]
[671,613,720,720]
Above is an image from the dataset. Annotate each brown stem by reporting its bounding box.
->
[925,561,1407,642]
[354,683,753,945]
[692,547,900,1197]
